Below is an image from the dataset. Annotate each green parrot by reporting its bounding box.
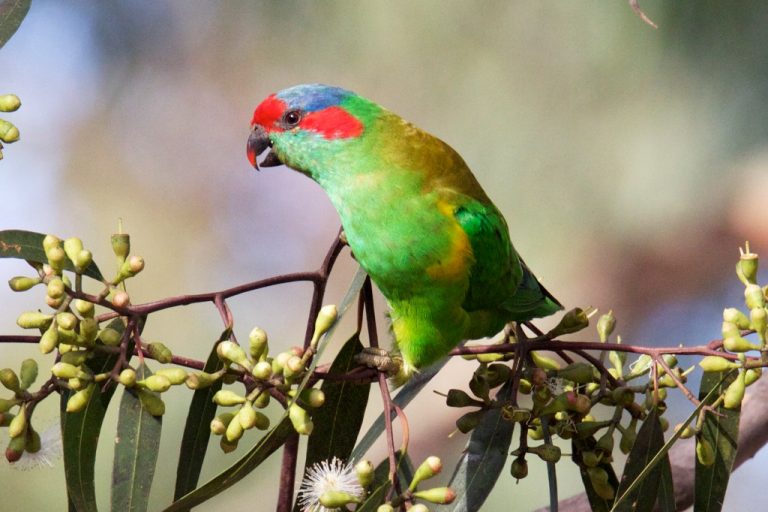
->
[247,84,561,381]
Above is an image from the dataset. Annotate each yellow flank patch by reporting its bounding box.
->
[426,200,471,281]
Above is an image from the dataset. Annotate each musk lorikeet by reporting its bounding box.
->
[247,84,561,382]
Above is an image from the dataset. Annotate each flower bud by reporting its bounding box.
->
[723,335,760,353]
[619,418,637,454]
[39,324,59,354]
[8,276,40,292]
[252,390,270,409]
[745,367,762,386]
[288,403,313,435]
[56,312,77,331]
[456,409,486,433]
[529,443,562,463]
[74,250,93,272]
[115,256,145,283]
[51,362,83,380]
[355,460,375,488]
[303,388,325,408]
[413,487,456,505]
[510,457,528,479]
[138,389,165,416]
[237,405,257,430]
[16,311,53,330]
[185,371,219,389]
[0,94,21,112]
[674,423,695,439]
[225,412,244,442]
[574,420,610,439]
[139,374,172,393]
[0,397,18,413]
[66,384,95,413]
[5,434,25,462]
[723,371,746,409]
[111,233,130,265]
[8,405,27,438]
[0,118,20,143]
[272,351,292,376]
[73,299,95,318]
[155,367,187,385]
[608,350,626,376]
[112,290,131,308]
[745,284,765,310]
[587,467,615,500]
[0,368,21,392]
[210,412,235,435]
[213,390,247,406]
[310,304,338,345]
[147,342,173,364]
[77,318,99,345]
[547,307,591,337]
[376,505,395,512]
[723,308,750,329]
[217,341,252,371]
[119,368,137,387]
[248,327,269,361]
[409,505,429,512]
[46,246,65,273]
[557,362,596,385]
[63,238,84,267]
[19,359,38,390]
[319,490,361,508]
[750,307,767,343]
[99,327,122,346]
[699,356,738,373]
[736,247,758,285]
[409,456,442,491]
[696,438,715,466]
[596,310,616,342]
[530,351,561,371]
[251,361,272,381]
[446,389,483,408]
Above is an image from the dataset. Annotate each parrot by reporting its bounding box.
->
[247,84,561,382]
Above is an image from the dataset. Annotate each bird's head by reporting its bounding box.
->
[247,84,376,177]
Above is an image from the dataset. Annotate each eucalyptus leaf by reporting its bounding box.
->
[111,364,163,512]
[0,230,104,281]
[614,408,666,512]
[0,0,30,49]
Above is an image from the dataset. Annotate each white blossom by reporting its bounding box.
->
[297,457,364,512]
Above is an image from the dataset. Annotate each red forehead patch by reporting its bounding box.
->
[300,106,363,139]
[251,94,286,129]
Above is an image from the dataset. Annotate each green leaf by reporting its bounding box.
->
[445,380,515,512]
[173,332,226,502]
[0,0,30,49]
[304,333,369,468]
[111,364,163,512]
[163,417,294,512]
[0,230,104,281]
[695,371,740,512]
[351,357,447,461]
[614,408,667,512]
[60,318,124,512]
[656,448,675,512]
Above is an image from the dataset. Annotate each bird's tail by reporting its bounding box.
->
[503,257,563,321]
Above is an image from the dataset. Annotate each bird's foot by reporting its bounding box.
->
[354,347,402,376]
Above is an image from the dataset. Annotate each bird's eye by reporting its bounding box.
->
[283,110,302,126]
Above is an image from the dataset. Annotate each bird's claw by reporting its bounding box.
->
[354,347,401,375]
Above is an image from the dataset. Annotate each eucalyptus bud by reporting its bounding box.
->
[723,335,760,353]
[112,291,131,308]
[155,367,187,385]
[217,341,252,371]
[319,491,361,509]
[0,368,21,392]
[376,505,395,512]
[288,403,313,435]
[750,307,767,343]
[185,371,219,390]
[251,361,272,380]
[510,457,528,479]
[557,362,596,385]
[252,390,270,409]
[609,350,626,376]
[119,368,137,387]
[530,351,561,371]
[619,418,638,454]
[248,327,269,361]
[16,311,53,330]
[0,94,21,112]
[99,327,122,346]
[745,367,762,386]
[63,238,84,267]
[596,431,614,454]
[39,324,59,354]
[699,356,739,373]
[310,304,338,346]
[55,312,77,331]
[73,299,95,318]
[409,456,443,491]
[674,423,695,439]
[736,247,758,285]
[8,404,27,438]
[446,389,484,408]
[138,389,165,416]
[696,437,715,466]
[8,276,40,292]
[547,307,591,337]
[5,434,25,462]
[225,411,244,442]
[596,310,616,342]
[529,443,561,463]
[723,371,746,409]
[413,487,456,505]
[51,362,85,380]
[19,359,38,390]
[745,284,765,310]
[213,390,247,406]
[115,255,145,282]
[210,412,235,435]
[147,342,173,364]
[111,233,130,265]
[356,460,375,488]
[587,467,615,500]
[723,308,751,329]
[456,409,486,433]
[0,119,20,143]
[66,384,95,413]
[303,388,326,408]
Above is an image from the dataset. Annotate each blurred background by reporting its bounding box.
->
[1,1,767,510]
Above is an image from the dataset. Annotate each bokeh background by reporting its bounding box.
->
[2,1,768,510]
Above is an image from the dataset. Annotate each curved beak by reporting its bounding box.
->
[247,125,283,170]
